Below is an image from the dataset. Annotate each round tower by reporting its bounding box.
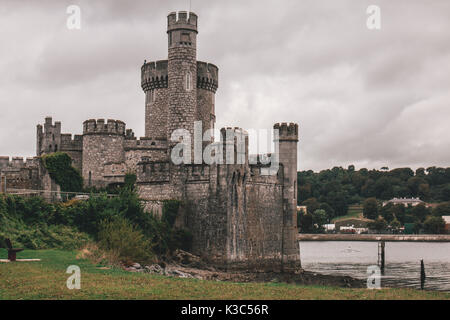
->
[82,119,126,187]
[167,11,198,156]
[141,60,168,140]
[197,62,219,140]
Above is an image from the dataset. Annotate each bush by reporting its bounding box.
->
[162,200,181,228]
[423,216,446,234]
[97,217,155,265]
[42,152,83,192]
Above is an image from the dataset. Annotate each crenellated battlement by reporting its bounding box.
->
[141,60,169,91]
[197,62,219,93]
[60,134,83,150]
[141,60,219,93]
[167,11,198,33]
[83,119,126,136]
[274,123,299,141]
[0,156,40,170]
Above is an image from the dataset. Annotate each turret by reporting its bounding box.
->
[36,117,62,155]
[273,122,301,271]
[197,62,219,138]
[141,60,169,139]
[167,11,198,158]
[82,119,126,187]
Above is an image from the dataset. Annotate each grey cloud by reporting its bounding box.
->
[1,0,450,172]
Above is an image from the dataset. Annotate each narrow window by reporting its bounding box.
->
[151,89,156,102]
[185,72,192,91]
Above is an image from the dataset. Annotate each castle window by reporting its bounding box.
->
[181,33,190,44]
[185,72,192,91]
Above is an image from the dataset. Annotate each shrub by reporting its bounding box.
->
[162,200,181,228]
[423,216,446,234]
[97,217,155,265]
[41,152,83,192]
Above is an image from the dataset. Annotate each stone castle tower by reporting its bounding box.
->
[25,11,301,272]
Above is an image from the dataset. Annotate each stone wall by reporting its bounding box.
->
[0,157,40,190]
[82,119,126,187]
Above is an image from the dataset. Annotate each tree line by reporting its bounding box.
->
[297,165,450,221]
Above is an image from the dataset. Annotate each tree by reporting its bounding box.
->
[390,217,401,233]
[312,209,328,232]
[298,212,313,233]
[302,198,321,215]
[363,198,379,220]
[392,204,406,224]
[369,217,388,233]
[319,202,335,220]
[423,216,446,234]
[432,202,450,217]
[411,203,430,222]
[380,203,395,222]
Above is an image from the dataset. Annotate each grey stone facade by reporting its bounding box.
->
[3,11,301,272]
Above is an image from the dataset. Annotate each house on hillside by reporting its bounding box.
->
[382,197,425,207]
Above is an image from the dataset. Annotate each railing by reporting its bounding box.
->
[3,188,118,202]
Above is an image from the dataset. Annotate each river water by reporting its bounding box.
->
[299,241,450,292]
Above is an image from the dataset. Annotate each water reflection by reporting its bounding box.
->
[299,241,450,292]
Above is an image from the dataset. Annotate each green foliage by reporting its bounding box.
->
[124,173,137,190]
[423,216,446,234]
[432,202,450,217]
[0,188,192,256]
[390,218,401,232]
[298,166,450,219]
[97,217,154,265]
[411,203,430,222]
[0,195,90,249]
[368,217,388,233]
[162,200,181,228]
[41,152,83,192]
[298,209,328,233]
[363,198,378,219]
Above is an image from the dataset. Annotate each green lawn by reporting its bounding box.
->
[332,207,364,223]
[0,249,448,300]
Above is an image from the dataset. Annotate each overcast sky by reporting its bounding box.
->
[1,0,449,171]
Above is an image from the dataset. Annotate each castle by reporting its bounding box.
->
[0,12,301,272]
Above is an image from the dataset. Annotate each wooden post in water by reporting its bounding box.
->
[420,259,426,290]
[378,241,385,274]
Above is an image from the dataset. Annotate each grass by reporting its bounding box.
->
[0,249,449,300]
[332,206,364,223]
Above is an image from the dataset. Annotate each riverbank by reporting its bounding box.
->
[298,234,450,242]
[1,249,449,299]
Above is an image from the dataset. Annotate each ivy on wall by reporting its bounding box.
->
[41,152,83,192]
